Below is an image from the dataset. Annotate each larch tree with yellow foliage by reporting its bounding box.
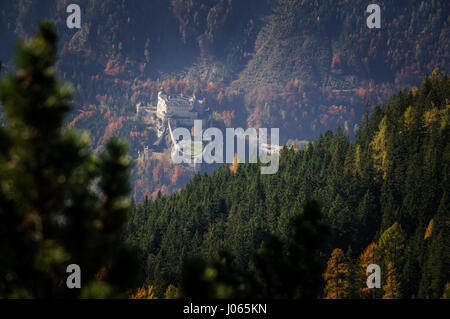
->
[130,285,157,299]
[370,116,390,179]
[230,153,238,174]
[359,242,381,299]
[323,248,350,299]
[383,262,402,299]
[424,219,434,240]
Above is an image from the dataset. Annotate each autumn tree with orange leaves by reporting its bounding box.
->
[323,248,350,299]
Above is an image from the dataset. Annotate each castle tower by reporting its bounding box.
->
[144,146,149,161]
[157,90,167,116]
[136,102,141,115]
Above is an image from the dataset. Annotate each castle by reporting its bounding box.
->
[156,90,204,125]
[136,90,208,160]
[136,90,205,127]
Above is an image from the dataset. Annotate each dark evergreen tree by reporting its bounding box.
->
[0,22,137,298]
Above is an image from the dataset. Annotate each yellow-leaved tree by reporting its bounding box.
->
[130,285,157,299]
[230,153,238,174]
[359,242,381,299]
[323,248,350,299]
[370,116,390,179]
[383,262,402,299]
[424,219,434,240]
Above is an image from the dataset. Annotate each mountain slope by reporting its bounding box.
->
[125,71,450,297]
[0,0,449,201]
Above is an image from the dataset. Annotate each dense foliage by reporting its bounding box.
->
[1,0,448,201]
[180,199,329,298]
[0,1,448,299]
[126,71,449,298]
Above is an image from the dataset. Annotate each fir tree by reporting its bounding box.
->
[0,22,137,298]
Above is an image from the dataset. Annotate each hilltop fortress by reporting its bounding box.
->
[156,90,205,125]
[137,90,206,126]
[135,90,279,173]
[136,90,209,155]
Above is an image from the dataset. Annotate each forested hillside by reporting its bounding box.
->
[125,71,449,298]
[1,0,449,201]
